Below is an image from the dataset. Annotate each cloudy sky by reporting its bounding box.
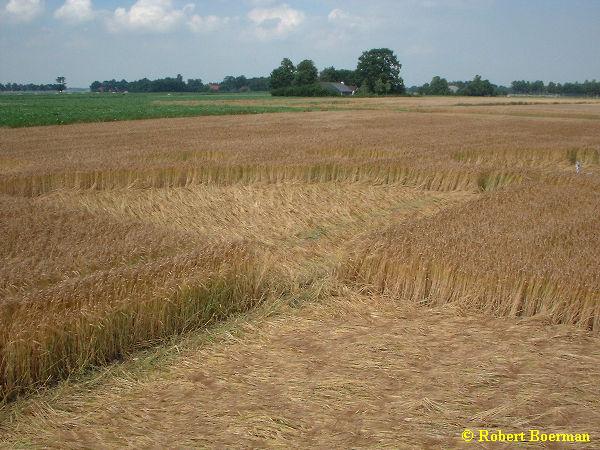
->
[1,0,599,87]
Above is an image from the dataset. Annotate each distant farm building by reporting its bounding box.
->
[209,83,220,92]
[448,85,460,94]
[319,81,358,96]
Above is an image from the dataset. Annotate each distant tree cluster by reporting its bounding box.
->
[270,58,329,96]
[412,75,502,96]
[270,58,318,89]
[0,83,61,92]
[270,48,405,97]
[90,75,204,93]
[1,76,66,92]
[511,80,600,96]
[219,76,270,93]
[319,67,362,86]
[410,77,600,97]
[90,74,270,93]
[415,76,452,95]
[455,75,498,96]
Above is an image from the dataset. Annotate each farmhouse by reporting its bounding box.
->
[319,81,358,96]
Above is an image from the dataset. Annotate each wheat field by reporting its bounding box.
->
[1,100,600,445]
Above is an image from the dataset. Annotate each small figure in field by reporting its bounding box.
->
[575,160,581,174]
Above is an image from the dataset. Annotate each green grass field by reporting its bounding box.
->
[0,92,323,127]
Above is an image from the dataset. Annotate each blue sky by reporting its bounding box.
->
[1,0,599,87]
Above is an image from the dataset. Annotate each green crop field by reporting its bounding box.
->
[0,92,326,128]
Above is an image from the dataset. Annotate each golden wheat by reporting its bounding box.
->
[343,177,600,330]
[1,102,599,401]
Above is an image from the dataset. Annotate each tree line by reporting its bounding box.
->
[411,76,600,97]
[511,80,600,96]
[1,77,66,92]
[3,66,598,98]
[89,74,269,93]
[219,76,269,92]
[0,82,63,92]
[410,76,504,96]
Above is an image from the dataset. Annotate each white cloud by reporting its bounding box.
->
[327,8,345,22]
[188,14,229,33]
[4,0,44,22]
[108,0,193,33]
[247,3,304,39]
[327,8,364,28]
[319,7,378,48]
[54,0,94,23]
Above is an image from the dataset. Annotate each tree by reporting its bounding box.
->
[234,75,248,90]
[319,67,361,86]
[319,66,338,82]
[150,76,185,92]
[356,48,404,94]
[247,77,270,91]
[494,85,509,96]
[56,76,66,92]
[270,58,295,89]
[562,82,583,96]
[355,84,372,96]
[511,80,526,94]
[427,76,450,95]
[417,83,430,95]
[132,78,153,92]
[460,75,495,96]
[294,59,318,86]
[220,76,238,92]
[547,81,560,95]
[530,80,545,95]
[186,78,205,92]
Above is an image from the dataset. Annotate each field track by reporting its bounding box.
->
[3,299,600,448]
[1,100,600,445]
